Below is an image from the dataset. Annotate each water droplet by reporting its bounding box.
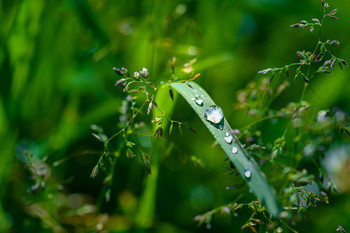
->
[225,132,230,137]
[204,106,223,124]
[192,95,203,106]
[244,169,252,178]
[232,146,238,154]
[225,135,233,144]
[218,125,223,130]
[195,98,203,106]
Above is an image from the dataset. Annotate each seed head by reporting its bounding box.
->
[331,59,336,69]
[133,71,140,80]
[258,68,272,74]
[147,100,153,115]
[140,67,149,78]
[329,9,338,15]
[113,67,124,76]
[154,127,163,139]
[121,67,128,75]
[115,78,126,86]
[341,59,348,66]
[330,16,339,20]
[169,86,174,101]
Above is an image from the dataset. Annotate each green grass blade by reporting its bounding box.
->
[171,81,281,217]
[135,84,177,228]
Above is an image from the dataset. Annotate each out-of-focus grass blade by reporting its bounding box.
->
[171,81,281,217]
[135,84,177,228]
[71,0,108,44]
[0,98,16,231]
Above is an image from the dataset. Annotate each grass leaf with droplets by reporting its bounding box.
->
[171,81,281,217]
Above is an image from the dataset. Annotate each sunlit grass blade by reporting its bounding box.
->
[171,81,281,217]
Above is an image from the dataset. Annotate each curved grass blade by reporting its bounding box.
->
[171,81,281,217]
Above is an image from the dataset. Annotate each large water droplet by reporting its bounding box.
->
[204,106,223,124]
[232,146,238,154]
[225,135,233,144]
[244,169,252,178]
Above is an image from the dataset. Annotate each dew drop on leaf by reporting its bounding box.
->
[232,146,238,154]
[204,106,223,124]
[225,135,233,144]
[244,169,252,178]
[195,98,203,106]
[192,95,203,106]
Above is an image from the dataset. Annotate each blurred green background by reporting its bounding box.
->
[1,0,350,232]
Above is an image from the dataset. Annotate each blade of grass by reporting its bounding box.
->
[171,81,281,217]
[135,84,177,228]
[0,98,17,231]
[70,0,108,44]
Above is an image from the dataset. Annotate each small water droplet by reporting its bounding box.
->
[232,146,238,154]
[204,106,223,124]
[225,135,233,144]
[192,95,203,106]
[244,169,252,178]
[225,132,230,137]
[195,98,203,106]
[218,125,223,130]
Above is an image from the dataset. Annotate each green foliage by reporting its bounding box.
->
[171,81,281,217]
